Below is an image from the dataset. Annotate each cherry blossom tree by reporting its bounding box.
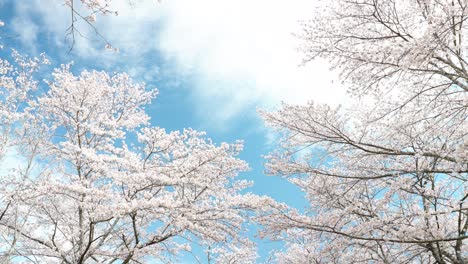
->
[260,0,468,263]
[201,239,258,264]
[62,0,156,51]
[0,56,273,263]
[0,49,49,159]
[299,0,468,98]
[63,0,124,50]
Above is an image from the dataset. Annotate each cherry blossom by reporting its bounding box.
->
[0,58,273,263]
[260,0,468,263]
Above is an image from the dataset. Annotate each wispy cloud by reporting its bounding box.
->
[9,0,346,125]
[10,2,39,52]
[156,0,345,122]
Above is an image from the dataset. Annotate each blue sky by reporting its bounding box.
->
[0,0,346,261]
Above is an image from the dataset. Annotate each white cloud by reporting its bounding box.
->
[10,2,40,52]
[156,0,346,122]
[10,0,346,124]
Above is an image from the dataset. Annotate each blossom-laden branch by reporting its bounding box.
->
[261,0,468,263]
[0,52,276,263]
